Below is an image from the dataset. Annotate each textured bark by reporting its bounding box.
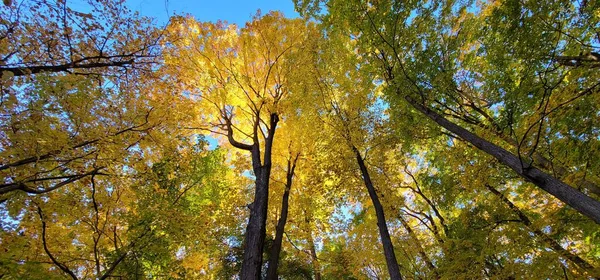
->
[485,184,598,277]
[239,113,279,280]
[266,154,299,280]
[406,96,600,224]
[555,53,600,68]
[530,153,600,197]
[470,115,600,197]
[353,146,403,280]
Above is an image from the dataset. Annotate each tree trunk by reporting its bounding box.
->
[239,150,270,280]
[239,113,279,280]
[353,146,403,280]
[485,184,598,277]
[266,154,299,280]
[405,96,600,224]
[468,111,600,197]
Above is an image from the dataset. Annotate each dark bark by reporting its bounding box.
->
[36,206,78,280]
[0,138,97,171]
[485,184,598,277]
[503,132,600,196]
[0,110,154,172]
[98,252,128,280]
[404,168,449,237]
[353,146,403,280]
[465,106,600,197]
[266,153,299,280]
[98,226,151,280]
[239,113,279,280]
[530,153,600,197]
[0,116,155,195]
[0,167,106,195]
[555,53,600,68]
[405,96,600,224]
[1,57,135,77]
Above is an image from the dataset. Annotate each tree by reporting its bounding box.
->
[0,136,238,278]
[265,127,306,279]
[3,0,600,278]
[295,0,599,277]
[1,0,158,77]
[163,12,318,279]
[0,0,172,199]
[265,151,299,279]
[309,26,404,278]
[0,1,218,277]
[295,0,600,223]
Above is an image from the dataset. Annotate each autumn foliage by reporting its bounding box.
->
[1,0,599,279]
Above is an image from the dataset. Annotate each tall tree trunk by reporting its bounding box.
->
[466,106,600,196]
[405,96,600,224]
[485,184,598,277]
[239,113,279,280]
[353,146,403,280]
[240,156,270,280]
[266,154,299,280]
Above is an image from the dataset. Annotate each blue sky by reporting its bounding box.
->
[127,0,300,26]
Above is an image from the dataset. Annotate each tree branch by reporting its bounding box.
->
[36,205,78,280]
[0,167,106,195]
[2,58,135,77]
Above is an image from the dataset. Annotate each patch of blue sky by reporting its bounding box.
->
[325,200,362,240]
[241,169,255,180]
[370,95,389,117]
[192,133,219,150]
[489,101,504,118]
[0,202,23,231]
[127,0,300,26]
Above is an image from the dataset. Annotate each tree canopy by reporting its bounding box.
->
[1,0,599,279]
